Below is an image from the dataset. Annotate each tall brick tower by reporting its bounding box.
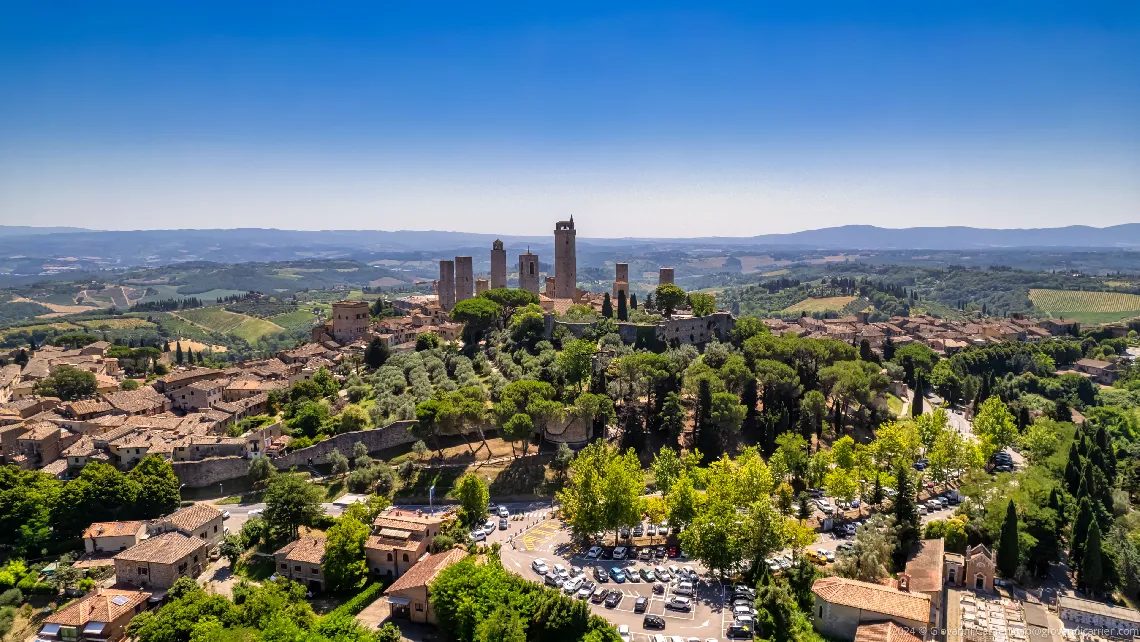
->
[438,260,455,312]
[518,251,540,295]
[613,263,629,300]
[659,267,675,285]
[454,256,474,303]
[554,216,577,299]
[490,240,507,289]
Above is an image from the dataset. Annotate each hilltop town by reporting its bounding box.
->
[1,218,1138,642]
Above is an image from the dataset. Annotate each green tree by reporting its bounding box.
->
[665,471,702,531]
[323,513,370,592]
[799,390,827,442]
[328,449,350,477]
[54,462,141,538]
[689,292,715,317]
[264,473,324,540]
[911,375,924,417]
[891,465,919,568]
[501,413,534,457]
[1080,518,1105,593]
[175,342,184,364]
[128,455,181,518]
[558,339,596,393]
[651,448,684,495]
[629,293,638,309]
[552,442,574,483]
[416,332,441,351]
[0,466,61,554]
[33,365,97,401]
[973,396,1018,458]
[451,297,502,346]
[338,403,370,434]
[456,474,490,526]
[476,605,527,642]
[120,378,140,391]
[997,500,1019,578]
[654,283,686,318]
[659,391,685,442]
[377,623,402,642]
[601,293,613,319]
[363,337,390,369]
[616,291,627,321]
[220,534,245,567]
[248,456,276,484]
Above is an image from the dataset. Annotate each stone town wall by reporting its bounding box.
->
[172,456,250,488]
[546,313,734,348]
[272,420,419,469]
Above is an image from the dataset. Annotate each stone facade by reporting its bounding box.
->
[275,535,327,591]
[545,276,556,298]
[811,577,931,642]
[490,240,507,289]
[330,301,371,344]
[113,532,208,590]
[475,279,489,295]
[271,420,419,469]
[438,260,455,312]
[659,267,675,285]
[613,263,629,300]
[171,456,251,488]
[454,256,474,303]
[554,218,576,299]
[519,253,540,294]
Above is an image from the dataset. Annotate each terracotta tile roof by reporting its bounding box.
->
[366,532,425,552]
[19,421,60,441]
[103,387,168,413]
[0,364,20,388]
[855,622,924,642]
[114,532,205,564]
[83,521,145,539]
[63,436,100,458]
[66,400,115,416]
[166,504,223,533]
[812,577,930,623]
[276,535,326,564]
[385,548,466,593]
[1077,358,1112,370]
[41,458,70,476]
[159,367,223,385]
[43,587,151,626]
[904,538,945,593]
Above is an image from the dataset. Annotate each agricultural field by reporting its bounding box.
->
[269,309,322,334]
[0,321,83,339]
[782,295,857,314]
[1029,289,1140,324]
[166,339,228,353]
[175,307,284,342]
[78,318,157,331]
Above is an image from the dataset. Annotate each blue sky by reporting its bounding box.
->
[1,1,1137,236]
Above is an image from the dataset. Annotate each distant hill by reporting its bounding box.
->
[730,224,1140,250]
[0,225,89,237]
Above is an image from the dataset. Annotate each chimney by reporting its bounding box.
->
[898,573,911,592]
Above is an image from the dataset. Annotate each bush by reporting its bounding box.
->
[325,582,386,619]
[429,535,455,553]
[77,578,95,593]
[0,589,22,607]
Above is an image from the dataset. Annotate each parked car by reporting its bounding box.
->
[613,546,628,560]
[655,546,667,558]
[576,582,594,600]
[499,518,508,530]
[594,566,609,582]
[222,510,230,520]
[498,505,510,518]
[666,596,692,612]
[639,547,653,560]
[609,567,626,583]
[532,559,548,574]
[675,582,694,596]
[553,564,569,579]
[647,524,657,536]
[620,526,631,539]
[562,577,583,594]
[733,605,757,619]
[634,596,649,613]
[668,546,680,558]
[624,564,640,582]
[470,529,486,542]
[643,615,666,629]
[640,567,656,582]
[727,624,753,639]
[587,546,602,559]
[654,565,671,581]
[837,542,854,552]
[633,524,644,537]
[544,573,562,588]
[618,625,631,642]
[605,590,623,608]
[653,582,666,594]
[591,586,608,603]
[571,565,584,577]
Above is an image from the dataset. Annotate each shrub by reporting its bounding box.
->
[325,582,386,619]
[0,589,22,607]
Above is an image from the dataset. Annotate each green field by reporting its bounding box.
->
[782,295,857,314]
[270,309,321,333]
[175,307,284,342]
[1029,289,1140,325]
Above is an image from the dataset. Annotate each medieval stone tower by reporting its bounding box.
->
[518,251,540,295]
[438,260,455,312]
[490,239,507,289]
[659,267,675,285]
[554,217,577,299]
[613,263,629,300]
[454,256,474,303]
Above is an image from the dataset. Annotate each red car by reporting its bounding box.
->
[667,546,679,558]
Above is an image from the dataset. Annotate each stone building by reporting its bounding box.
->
[811,576,932,641]
[545,276,557,298]
[554,217,576,299]
[947,544,995,591]
[454,256,474,304]
[152,503,226,550]
[365,509,450,581]
[83,521,146,554]
[383,548,466,625]
[903,538,945,629]
[490,239,507,289]
[1059,596,1140,637]
[659,267,675,285]
[613,263,629,300]
[475,279,489,295]
[519,252,540,294]
[36,587,151,642]
[275,535,327,592]
[438,260,455,312]
[113,531,208,590]
[329,301,371,344]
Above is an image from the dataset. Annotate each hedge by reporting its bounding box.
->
[324,582,386,619]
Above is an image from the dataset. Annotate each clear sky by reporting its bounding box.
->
[1,1,1137,236]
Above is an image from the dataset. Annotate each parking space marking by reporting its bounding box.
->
[519,520,561,551]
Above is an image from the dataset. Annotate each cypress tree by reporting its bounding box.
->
[617,291,628,321]
[892,464,919,568]
[1017,406,1030,433]
[870,473,884,508]
[629,293,637,309]
[998,500,1019,578]
[911,375,924,417]
[1070,497,1094,569]
[1080,518,1105,594]
[187,348,195,365]
[175,343,184,365]
[1054,397,1071,422]
[882,335,895,361]
[797,492,812,523]
[601,293,613,319]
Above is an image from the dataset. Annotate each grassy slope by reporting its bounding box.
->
[782,295,857,313]
[1029,288,1140,324]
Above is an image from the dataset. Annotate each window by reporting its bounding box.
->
[281,563,288,570]
[214,525,218,533]
[403,554,409,562]
[818,606,823,618]
[295,565,302,571]
[137,567,148,575]
[415,603,424,612]
[387,553,393,561]
[311,568,319,574]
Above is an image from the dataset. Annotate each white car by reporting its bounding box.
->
[735,614,755,627]
[248,508,263,516]
[532,559,549,574]
[666,596,692,611]
[562,577,583,594]
[553,563,570,579]
[470,529,486,542]
[675,581,694,596]
[222,510,230,520]
[618,624,631,642]
[498,505,510,518]
[733,605,757,619]
[586,546,602,559]
[612,546,627,560]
